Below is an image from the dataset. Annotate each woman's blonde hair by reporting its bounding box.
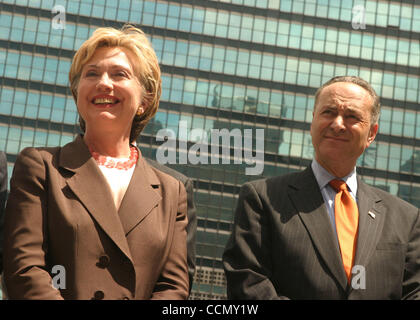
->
[69,25,161,142]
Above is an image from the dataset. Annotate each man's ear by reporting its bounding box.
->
[310,111,315,136]
[367,123,378,146]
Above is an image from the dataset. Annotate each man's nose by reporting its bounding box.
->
[331,115,345,132]
[96,73,113,91]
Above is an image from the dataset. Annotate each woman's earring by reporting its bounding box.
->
[136,107,144,116]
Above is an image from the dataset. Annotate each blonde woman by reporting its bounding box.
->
[3,25,189,300]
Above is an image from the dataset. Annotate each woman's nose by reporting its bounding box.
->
[96,73,113,91]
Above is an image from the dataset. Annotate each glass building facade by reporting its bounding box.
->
[0,0,419,299]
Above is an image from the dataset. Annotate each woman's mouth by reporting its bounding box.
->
[92,97,120,107]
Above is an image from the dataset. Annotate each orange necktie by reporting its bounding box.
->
[329,179,359,283]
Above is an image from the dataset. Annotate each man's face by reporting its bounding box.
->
[310,82,378,175]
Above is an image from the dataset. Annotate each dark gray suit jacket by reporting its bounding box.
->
[146,159,197,292]
[0,151,7,273]
[223,166,420,299]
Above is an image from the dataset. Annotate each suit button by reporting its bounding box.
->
[93,290,104,300]
[97,255,110,268]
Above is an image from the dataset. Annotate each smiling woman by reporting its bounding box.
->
[69,25,161,145]
[3,25,189,300]
[76,46,144,153]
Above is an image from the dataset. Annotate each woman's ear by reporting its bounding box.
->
[136,106,144,116]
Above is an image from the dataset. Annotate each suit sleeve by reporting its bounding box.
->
[184,178,197,293]
[3,148,63,299]
[0,152,7,216]
[402,207,420,300]
[223,182,289,300]
[0,151,8,273]
[151,180,189,299]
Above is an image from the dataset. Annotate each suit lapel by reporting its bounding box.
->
[58,135,133,262]
[118,154,162,236]
[352,178,385,273]
[288,167,348,291]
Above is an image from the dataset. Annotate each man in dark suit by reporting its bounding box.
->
[223,76,420,299]
[146,158,197,293]
[0,151,7,274]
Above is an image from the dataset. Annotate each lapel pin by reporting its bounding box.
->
[368,211,376,219]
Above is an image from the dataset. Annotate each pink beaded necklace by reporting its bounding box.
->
[90,146,139,170]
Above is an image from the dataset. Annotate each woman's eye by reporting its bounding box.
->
[114,71,128,77]
[85,71,97,77]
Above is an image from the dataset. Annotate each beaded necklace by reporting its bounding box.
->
[90,146,139,170]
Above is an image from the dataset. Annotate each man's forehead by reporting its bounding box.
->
[317,82,373,106]
[314,82,374,113]
[320,82,371,98]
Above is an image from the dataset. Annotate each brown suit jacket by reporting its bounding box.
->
[145,159,197,292]
[3,135,189,300]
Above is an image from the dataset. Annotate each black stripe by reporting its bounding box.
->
[1,3,419,77]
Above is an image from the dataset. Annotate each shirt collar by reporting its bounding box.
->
[311,159,358,195]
